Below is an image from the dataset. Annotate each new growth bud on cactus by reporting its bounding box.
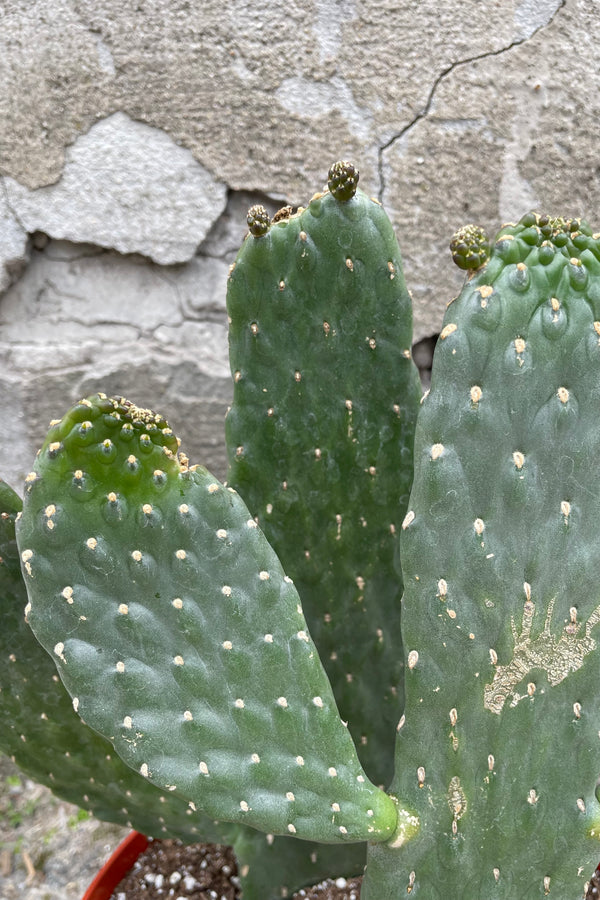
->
[4,167,600,900]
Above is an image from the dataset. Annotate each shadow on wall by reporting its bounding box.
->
[412,334,438,388]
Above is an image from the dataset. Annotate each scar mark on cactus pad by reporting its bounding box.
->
[484,594,600,714]
[447,776,466,834]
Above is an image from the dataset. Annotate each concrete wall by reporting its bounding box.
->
[1,0,596,488]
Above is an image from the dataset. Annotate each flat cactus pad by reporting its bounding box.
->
[363,213,600,897]
[17,395,397,846]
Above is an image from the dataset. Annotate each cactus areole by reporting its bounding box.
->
[2,166,600,899]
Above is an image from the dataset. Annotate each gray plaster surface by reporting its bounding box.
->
[3,112,227,264]
[1,0,595,480]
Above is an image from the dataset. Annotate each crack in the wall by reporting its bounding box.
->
[0,178,27,233]
[376,0,567,202]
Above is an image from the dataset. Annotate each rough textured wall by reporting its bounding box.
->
[1,0,596,489]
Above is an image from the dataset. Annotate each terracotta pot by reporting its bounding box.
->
[82,831,149,900]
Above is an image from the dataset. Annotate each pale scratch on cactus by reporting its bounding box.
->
[484,594,600,714]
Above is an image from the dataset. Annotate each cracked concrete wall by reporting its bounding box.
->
[0,0,597,488]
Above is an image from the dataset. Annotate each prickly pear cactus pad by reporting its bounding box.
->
[363,214,600,898]
[0,478,223,843]
[2,486,368,900]
[226,162,422,787]
[16,394,397,846]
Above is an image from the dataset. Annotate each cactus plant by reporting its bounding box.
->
[3,164,600,898]
[0,478,364,900]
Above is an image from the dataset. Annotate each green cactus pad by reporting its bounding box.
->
[0,478,222,843]
[362,212,600,897]
[3,479,367,898]
[2,475,366,898]
[226,167,422,787]
[17,394,397,845]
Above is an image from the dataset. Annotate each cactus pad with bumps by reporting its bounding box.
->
[363,213,600,898]
[17,395,397,845]
[0,478,222,843]
[2,485,370,898]
[226,165,422,786]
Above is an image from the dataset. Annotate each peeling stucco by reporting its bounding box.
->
[1,0,599,488]
[3,113,227,264]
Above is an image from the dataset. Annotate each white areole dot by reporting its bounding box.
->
[222,641,233,650]
[131,550,142,561]
[277,697,288,708]
[296,756,305,766]
[328,767,338,777]
[312,696,324,708]
[184,710,193,721]
[123,716,133,729]
[251,753,260,763]
[72,698,79,712]
[173,655,184,666]
[222,585,232,597]
[440,323,457,340]
[408,650,419,669]
[264,634,274,643]
[118,604,129,615]
[140,763,149,777]
[172,598,183,609]
[199,761,209,775]
[62,586,74,603]
[176,549,187,560]
[288,824,297,834]
[240,800,249,811]
[402,510,415,530]
[179,504,189,514]
[116,661,125,673]
[235,699,245,709]
[216,529,227,539]
[286,792,295,801]
[259,571,270,580]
